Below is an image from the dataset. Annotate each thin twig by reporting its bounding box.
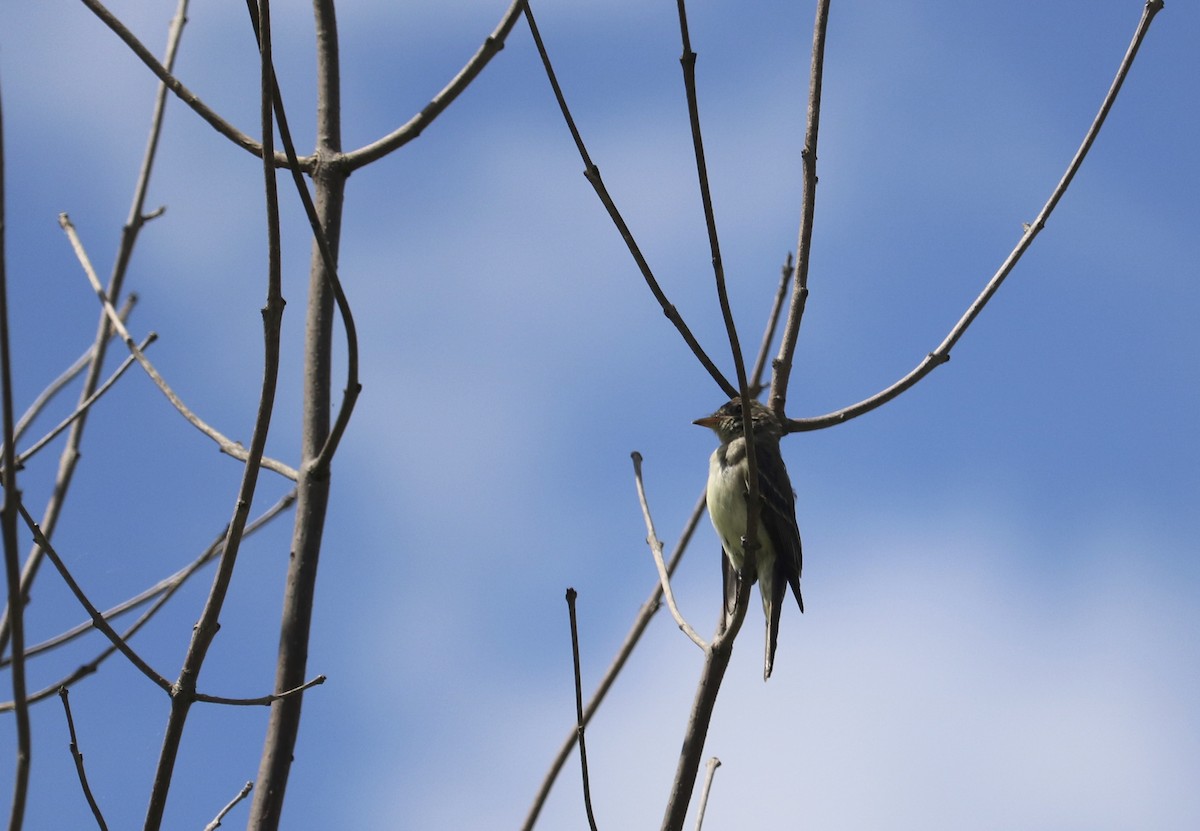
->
[203,781,253,831]
[0,490,294,668]
[631,453,706,650]
[522,1,736,399]
[344,1,524,170]
[565,589,600,831]
[522,492,707,831]
[58,688,109,831]
[16,502,172,693]
[77,0,296,167]
[0,491,293,712]
[693,757,720,831]
[57,214,298,481]
[770,0,830,417]
[674,0,753,406]
[0,71,34,831]
[12,293,136,445]
[195,675,326,706]
[784,0,1164,433]
[12,334,155,469]
[749,254,793,394]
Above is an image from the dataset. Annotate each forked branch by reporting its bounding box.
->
[784,0,1164,433]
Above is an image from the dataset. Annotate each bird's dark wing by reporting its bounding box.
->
[754,439,804,613]
[721,545,739,620]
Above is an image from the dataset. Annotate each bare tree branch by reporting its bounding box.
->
[749,254,793,394]
[0,67,34,831]
[784,0,1164,433]
[660,576,752,831]
[770,0,830,417]
[565,589,600,831]
[1,490,293,668]
[144,0,288,824]
[12,335,155,469]
[194,675,325,707]
[12,294,137,446]
[15,501,173,693]
[57,214,299,481]
[203,781,253,831]
[522,492,707,831]
[522,1,736,399]
[344,1,525,170]
[632,453,706,650]
[77,0,300,168]
[58,687,109,831]
[249,1,347,824]
[693,757,721,831]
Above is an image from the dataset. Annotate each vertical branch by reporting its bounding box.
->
[660,577,752,831]
[565,589,600,831]
[769,0,830,416]
[0,67,33,831]
[143,0,285,826]
[248,0,345,826]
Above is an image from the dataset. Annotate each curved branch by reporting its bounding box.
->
[344,1,524,170]
[633,453,707,650]
[194,675,325,706]
[785,1,1164,434]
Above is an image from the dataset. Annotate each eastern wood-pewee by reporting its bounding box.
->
[695,397,804,680]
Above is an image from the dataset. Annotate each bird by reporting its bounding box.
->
[694,396,804,680]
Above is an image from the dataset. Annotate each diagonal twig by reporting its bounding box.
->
[12,293,137,445]
[57,213,299,481]
[58,687,110,831]
[203,781,253,831]
[522,1,736,399]
[632,453,706,650]
[78,0,296,167]
[16,501,173,693]
[12,335,155,469]
[344,1,525,170]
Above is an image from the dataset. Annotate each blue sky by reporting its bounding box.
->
[1,1,1197,828]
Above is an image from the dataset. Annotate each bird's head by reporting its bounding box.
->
[693,397,782,443]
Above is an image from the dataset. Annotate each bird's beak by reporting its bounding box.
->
[693,415,721,428]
